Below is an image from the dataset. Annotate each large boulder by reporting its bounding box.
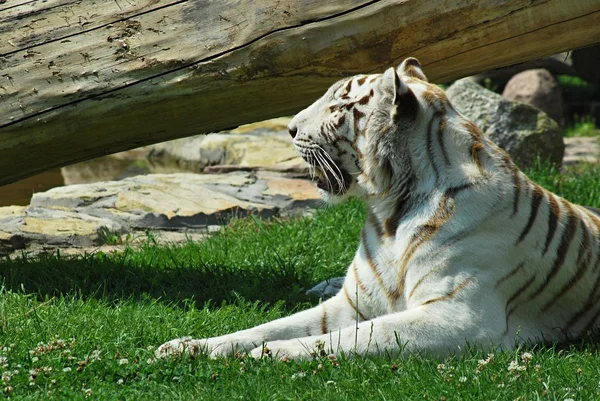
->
[446,79,564,168]
[502,69,564,124]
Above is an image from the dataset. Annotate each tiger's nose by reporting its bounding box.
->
[288,125,298,139]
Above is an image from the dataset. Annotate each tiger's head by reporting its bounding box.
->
[288,57,433,204]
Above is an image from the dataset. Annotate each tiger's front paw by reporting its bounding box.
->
[250,339,316,361]
[156,336,258,359]
[155,337,209,358]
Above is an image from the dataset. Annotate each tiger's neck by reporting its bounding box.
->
[365,114,508,239]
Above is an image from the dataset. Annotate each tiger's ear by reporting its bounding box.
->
[382,67,420,121]
[397,57,428,82]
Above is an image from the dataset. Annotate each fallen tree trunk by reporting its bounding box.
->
[1,0,599,186]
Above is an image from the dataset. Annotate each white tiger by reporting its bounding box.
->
[157,58,600,360]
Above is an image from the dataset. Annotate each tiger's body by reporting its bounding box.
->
[157,58,600,360]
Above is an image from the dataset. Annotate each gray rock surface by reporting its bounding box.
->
[306,277,345,300]
[502,69,564,124]
[0,171,320,256]
[447,78,564,168]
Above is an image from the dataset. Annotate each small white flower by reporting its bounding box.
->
[90,350,101,361]
[117,378,124,385]
[146,357,156,365]
[291,372,306,380]
[63,367,72,372]
[564,399,575,401]
[118,358,129,365]
[520,352,533,363]
[31,357,39,363]
[507,360,526,372]
[326,380,335,385]
[2,372,12,383]
[459,376,467,383]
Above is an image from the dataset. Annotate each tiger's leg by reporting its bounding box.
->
[247,300,505,360]
[156,268,377,358]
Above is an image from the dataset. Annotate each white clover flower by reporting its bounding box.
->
[118,358,129,365]
[291,372,306,380]
[90,350,101,361]
[117,379,124,385]
[520,352,532,363]
[31,357,39,363]
[63,367,72,372]
[459,376,467,383]
[2,371,12,383]
[507,360,526,372]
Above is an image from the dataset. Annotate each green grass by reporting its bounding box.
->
[557,75,590,89]
[1,163,600,400]
[564,116,599,138]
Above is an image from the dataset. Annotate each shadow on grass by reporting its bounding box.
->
[0,247,317,310]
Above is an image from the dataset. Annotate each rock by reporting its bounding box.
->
[502,69,564,124]
[470,55,575,92]
[306,277,345,300]
[147,119,301,173]
[60,117,304,186]
[61,148,152,185]
[563,137,599,166]
[0,171,321,256]
[446,78,564,168]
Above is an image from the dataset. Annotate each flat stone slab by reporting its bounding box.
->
[563,136,599,165]
[0,171,320,255]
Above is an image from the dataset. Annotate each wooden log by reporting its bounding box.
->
[1,0,599,186]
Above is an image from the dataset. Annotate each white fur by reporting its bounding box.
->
[157,59,600,360]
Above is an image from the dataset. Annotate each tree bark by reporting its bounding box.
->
[1,0,599,186]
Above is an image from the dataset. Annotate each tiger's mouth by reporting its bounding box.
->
[294,144,352,195]
[313,164,352,195]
